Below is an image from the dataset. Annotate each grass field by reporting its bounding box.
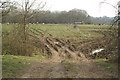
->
[2,24,118,78]
[2,24,111,48]
[29,24,105,39]
[2,54,46,78]
[2,55,31,77]
[2,23,116,51]
[2,24,109,40]
[2,24,117,51]
[94,58,118,73]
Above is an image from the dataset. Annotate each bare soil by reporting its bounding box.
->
[21,59,118,78]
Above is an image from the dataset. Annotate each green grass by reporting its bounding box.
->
[100,62,118,72]
[28,24,105,41]
[78,24,117,29]
[2,24,118,77]
[2,24,111,41]
[2,24,116,52]
[94,58,118,73]
[2,24,18,33]
[2,24,112,49]
[2,54,45,78]
[94,58,109,62]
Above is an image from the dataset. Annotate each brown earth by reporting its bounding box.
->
[21,59,118,78]
[21,29,118,78]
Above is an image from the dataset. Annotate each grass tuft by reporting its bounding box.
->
[2,54,45,78]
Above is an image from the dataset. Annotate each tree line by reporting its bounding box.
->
[1,2,113,25]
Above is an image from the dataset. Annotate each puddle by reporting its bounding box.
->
[90,48,104,55]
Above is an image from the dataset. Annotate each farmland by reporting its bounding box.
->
[1,0,119,78]
[2,24,110,43]
[2,24,118,78]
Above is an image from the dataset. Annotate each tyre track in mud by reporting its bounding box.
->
[21,59,118,78]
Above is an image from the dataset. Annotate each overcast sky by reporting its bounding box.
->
[46,0,119,17]
[13,0,119,17]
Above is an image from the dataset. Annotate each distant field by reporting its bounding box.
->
[2,24,116,43]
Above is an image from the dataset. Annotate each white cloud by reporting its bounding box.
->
[46,0,119,17]
[12,0,120,17]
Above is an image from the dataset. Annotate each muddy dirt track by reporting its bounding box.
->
[21,29,118,78]
[21,59,118,78]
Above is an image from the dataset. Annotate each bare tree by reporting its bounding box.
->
[18,0,46,56]
[2,0,46,56]
[0,1,17,17]
[98,1,119,62]
[117,1,120,38]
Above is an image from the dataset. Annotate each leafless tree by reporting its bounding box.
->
[99,1,119,62]
[18,0,46,56]
[0,1,17,17]
[2,0,46,56]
